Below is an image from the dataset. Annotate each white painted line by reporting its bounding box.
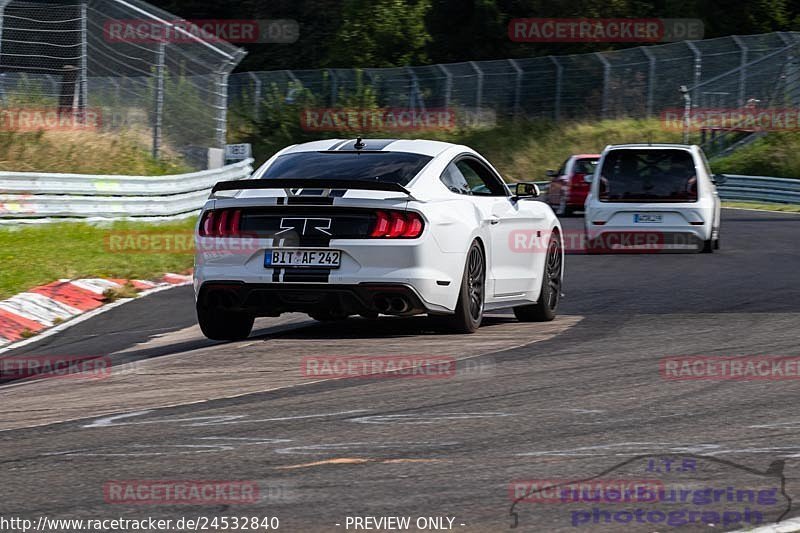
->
[0,292,83,326]
[69,279,123,294]
[722,206,800,216]
[730,516,800,532]
[0,281,189,356]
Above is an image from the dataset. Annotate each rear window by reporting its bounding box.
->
[598,149,698,202]
[262,151,433,186]
[573,159,598,175]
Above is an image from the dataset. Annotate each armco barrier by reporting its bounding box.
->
[534,175,800,204]
[1,167,795,223]
[0,159,253,222]
[717,175,800,204]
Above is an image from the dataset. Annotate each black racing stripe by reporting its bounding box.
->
[289,228,334,283]
[335,139,399,151]
[329,139,350,150]
[287,196,335,205]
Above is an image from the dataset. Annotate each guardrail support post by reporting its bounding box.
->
[152,41,166,160]
[549,56,562,122]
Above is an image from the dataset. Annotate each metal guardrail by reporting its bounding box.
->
[717,175,800,203]
[0,159,253,222]
[0,168,794,223]
[534,176,800,204]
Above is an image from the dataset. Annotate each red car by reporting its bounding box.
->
[546,154,600,216]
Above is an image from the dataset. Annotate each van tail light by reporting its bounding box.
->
[370,210,424,239]
[199,209,243,237]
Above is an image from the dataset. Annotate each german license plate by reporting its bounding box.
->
[265,249,341,268]
[634,213,663,223]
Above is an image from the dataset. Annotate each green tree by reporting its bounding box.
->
[324,0,432,68]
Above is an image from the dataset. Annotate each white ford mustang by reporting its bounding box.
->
[194,138,564,340]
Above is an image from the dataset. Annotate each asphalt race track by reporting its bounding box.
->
[1,208,799,532]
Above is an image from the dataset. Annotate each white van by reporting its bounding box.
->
[584,144,722,253]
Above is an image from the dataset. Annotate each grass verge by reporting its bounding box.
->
[0,218,196,300]
[0,130,190,175]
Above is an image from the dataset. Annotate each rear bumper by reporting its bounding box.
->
[197,281,440,317]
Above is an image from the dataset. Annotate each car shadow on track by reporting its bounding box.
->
[248,314,518,341]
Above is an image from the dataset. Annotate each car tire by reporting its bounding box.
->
[514,231,562,322]
[701,239,714,253]
[714,236,720,250]
[197,304,254,341]
[445,240,485,334]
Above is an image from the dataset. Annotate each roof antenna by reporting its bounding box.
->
[354,136,366,150]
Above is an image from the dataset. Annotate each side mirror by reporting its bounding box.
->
[583,174,594,183]
[712,173,727,185]
[514,182,540,200]
[545,169,557,177]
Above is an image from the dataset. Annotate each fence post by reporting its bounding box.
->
[248,71,261,122]
[731,35,748,107]
[328,69,338,106]
[549,56,562,122]
[436,64,452,109]
[215,60,232,149]
[469,61,483,109]
[152,41,166,160]
[79,0,88,115]
[508,58,523,117]
[686,41,702,107]
[641,47,656,117]
[405,66,424,112]
[595,52,610,119]
[681,85,691,144]
[0,0,10,105]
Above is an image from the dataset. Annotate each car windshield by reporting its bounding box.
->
[598,149,698,202]
[261,151,433,185]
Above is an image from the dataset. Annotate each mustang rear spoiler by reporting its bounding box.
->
[211,178,413,197]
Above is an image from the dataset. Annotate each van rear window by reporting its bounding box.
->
[598,150,698,202]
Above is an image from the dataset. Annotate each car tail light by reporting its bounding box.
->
[199,209,243,237]
[592,221,606,225]
[370,210,424,239]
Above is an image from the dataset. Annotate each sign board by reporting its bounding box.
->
[224,143,252,161]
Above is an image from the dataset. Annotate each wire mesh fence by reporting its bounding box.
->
[229,32,800,132]
[0,0,245,169]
